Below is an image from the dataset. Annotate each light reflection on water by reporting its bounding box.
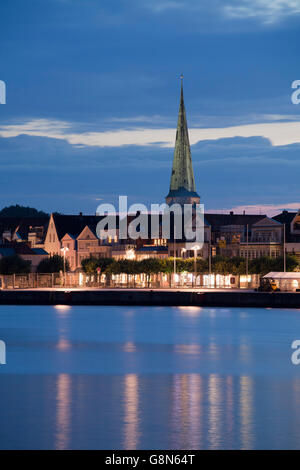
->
[239,376,254,450]
[0,305,300,449]
[49,372,258,450]
[55,374,71,450]
[123,374,140,449]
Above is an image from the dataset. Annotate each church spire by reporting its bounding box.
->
[166,77,200,206]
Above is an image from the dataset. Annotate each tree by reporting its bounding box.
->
[140,258,162,275]
[81,257,114,274]
[248,255,298,275]
[37,254,69,273]
[211,256,245,275]
[272,255,298,273]
[139,258,162,287]
[0,204,48,217]
[0,255,31,274]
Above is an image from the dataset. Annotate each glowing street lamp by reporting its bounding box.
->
[126,248,135,260]
[192,245,201,287]
[61,246,69,285]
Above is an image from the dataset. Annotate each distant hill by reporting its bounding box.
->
[0,205,49,217]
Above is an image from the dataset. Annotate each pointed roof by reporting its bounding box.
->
[167,78,199,198]
[252,216,282,227]
[77,225,98,240]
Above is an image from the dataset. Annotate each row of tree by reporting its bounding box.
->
[0,253,298,276]
[81,255,299,276]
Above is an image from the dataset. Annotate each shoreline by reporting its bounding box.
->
[0,288,300,308]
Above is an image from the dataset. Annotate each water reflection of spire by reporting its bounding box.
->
[123,374,140,449]
[239,375,254,449]
[55,373,71,450]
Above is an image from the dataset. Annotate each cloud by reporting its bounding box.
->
[145,0,300,25]
[224,0,300,24]
[107,115,173,125]
[208,202,300,217]
[0,119,70,138]
[1,117,300,148]
[0,132,300,213]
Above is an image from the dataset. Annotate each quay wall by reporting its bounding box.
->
[0,289,300,308]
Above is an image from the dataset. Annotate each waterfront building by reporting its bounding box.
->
[0,242,48,272]
[0,216,48,247]
[273,210,300,262]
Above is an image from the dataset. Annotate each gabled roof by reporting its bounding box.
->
[52,214,103,240]
[61,232,76,240]
[252,217,282,227]
[77,225,98,240]
[0,242,47,256]
[272,211,300,242]
[205,213,266,228]
[273,211,296,226]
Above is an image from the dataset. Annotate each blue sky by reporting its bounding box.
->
[0,0,300,215]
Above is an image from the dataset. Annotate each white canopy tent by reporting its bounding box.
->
[263,272,300,280]
[263,272,300,291]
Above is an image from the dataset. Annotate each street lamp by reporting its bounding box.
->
[61,246,69,286]
[126,248,135,260]
[192,245,201,288]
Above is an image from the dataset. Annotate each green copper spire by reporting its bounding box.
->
[166,76,199,205]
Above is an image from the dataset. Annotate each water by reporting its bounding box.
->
[0,304,300,449]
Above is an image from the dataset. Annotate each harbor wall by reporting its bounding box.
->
[0,289,300,308]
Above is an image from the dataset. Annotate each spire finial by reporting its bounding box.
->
[180,74,184,96]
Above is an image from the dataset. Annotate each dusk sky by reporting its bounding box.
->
[0,0,300,215]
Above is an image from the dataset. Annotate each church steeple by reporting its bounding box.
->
[166,77,200,206]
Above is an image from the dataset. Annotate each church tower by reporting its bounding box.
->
[166,77,200,206]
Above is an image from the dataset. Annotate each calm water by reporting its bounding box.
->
[0,304,300,449]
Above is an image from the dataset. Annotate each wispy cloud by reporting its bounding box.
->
[1,118,300,148]
[146,0,300,25]
[224,0,300,24]
[107,115,173,125]
[207,202,300,216]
